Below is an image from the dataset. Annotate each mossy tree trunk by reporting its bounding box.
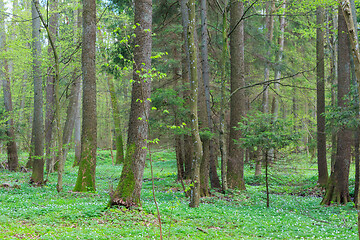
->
[73,0,97,192]
[227,0,246,190]
[187,0,203,208]
[321,8,351,205]
[109,0,152,207]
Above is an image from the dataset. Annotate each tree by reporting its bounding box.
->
[236,112,300,207]
[316,5,328,186]
[109,0,152,207]
[227,0,246,190]
[30,0,45,184]
[74,0,97,192]
[0,0,19,172]
[321,6,352,205]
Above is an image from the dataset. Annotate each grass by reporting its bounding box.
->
[0,149,358,239]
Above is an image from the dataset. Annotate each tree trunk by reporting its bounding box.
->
[0,0,19,171]
[227,0,246,190]
[186,0,203,208]
[200,0,221,190]
[45,0,58,173]
[106,75,125,164]
[30,0,45,184]
[321,7,351,205]
[316,5,328,187]
[109,0,152,207]
[74,0,97,192]
[180,0,192,181]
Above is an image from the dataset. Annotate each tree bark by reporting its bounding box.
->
[186,0,203,208]
[321,7,351,205]
[316,5,328,187]
[227,0,246,190]
[73,0,97,192]
[109,0,152,207]
[30,0,45,184]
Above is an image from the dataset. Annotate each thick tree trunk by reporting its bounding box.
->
[316,6,328,187]
[321,8,351,205]
[74,0,97,192]
[30,0,45,184]
[109,0,152,207]
[227,0,246,190]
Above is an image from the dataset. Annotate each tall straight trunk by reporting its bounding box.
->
[73,0,97,192]
[30,0,45,184]
[180,0,193,180]
[199,0,211,197]
[0,0,19,171]
[327,9,338,171]
[227,0,246,190]
[187,0,203,208]
[73,4,82,167]
[109,0,152,206]
[316,6,328,186]
[321,7,351,205]
[200,0,220,189]
[219,0,228,192]
[45,0,58,173]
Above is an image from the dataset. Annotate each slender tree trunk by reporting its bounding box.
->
[180,0,193,180]
[73,4,82,167]
[30,0,45,184]
[200,0,220,189]
[61,74,81,164]
[106,76,125,164]
[186,0,203,208]
[219,0,228,192]
[316,5,328,187]
[0,0,19,171]
[74,0,97,192]
[199,0,211,197]
[109,0,152,206]
[45,0,58,173]
[227,0,246,190]
[321,7,351,205]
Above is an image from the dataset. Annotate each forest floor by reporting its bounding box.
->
[0,149,358,239]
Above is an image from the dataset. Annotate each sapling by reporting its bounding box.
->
[235,111,300,207]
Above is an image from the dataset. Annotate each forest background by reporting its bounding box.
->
[1,0,360,239]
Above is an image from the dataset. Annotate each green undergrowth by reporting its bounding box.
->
[0,149,358,239]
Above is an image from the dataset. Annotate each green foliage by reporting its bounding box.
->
[235,111,301,151]
[0,149,358,239]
